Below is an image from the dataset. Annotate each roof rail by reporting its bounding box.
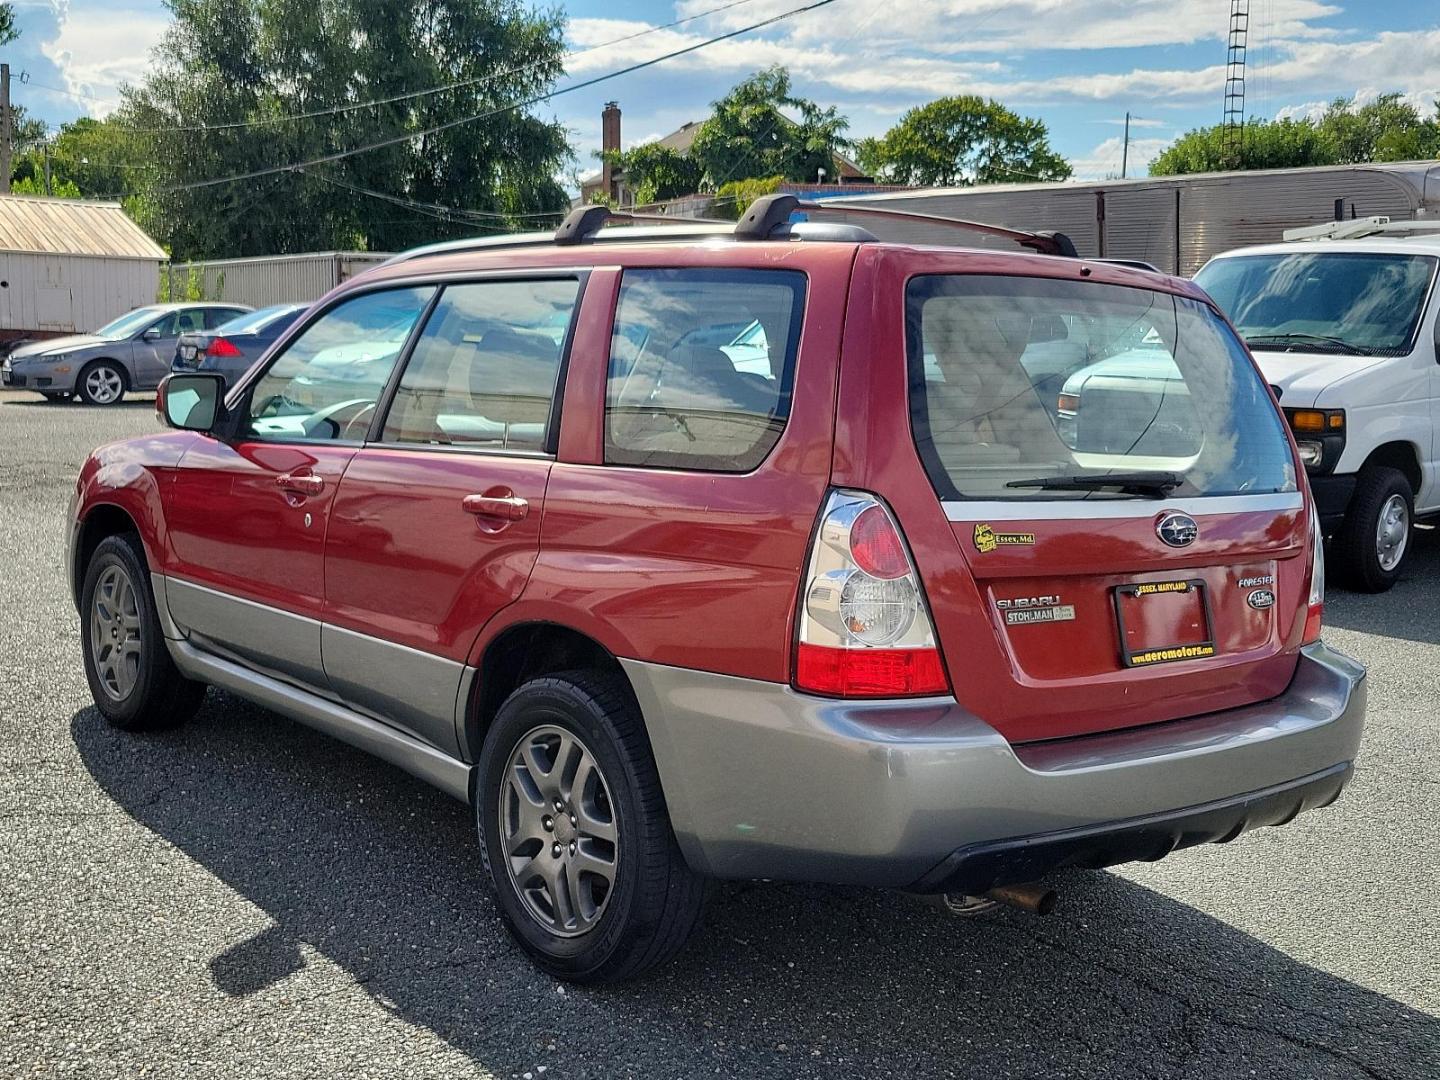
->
[1283,216,1440,242]
[736,194,1080,257]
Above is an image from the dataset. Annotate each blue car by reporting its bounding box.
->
[171,303,310,389]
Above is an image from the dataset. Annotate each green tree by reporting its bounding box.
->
[0,2,17,46]
[1317,93,1440,163]
[10,117,149,199]
[689,67,848,188]
[855,96,1071,187]
[600,142,703,206]
[714,175,782,220]
[120,0,573,259]
[1150,117,1332,175]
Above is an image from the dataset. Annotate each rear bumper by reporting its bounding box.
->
[623,642,1366,887]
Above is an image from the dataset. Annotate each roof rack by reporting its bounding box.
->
[1283,216,1440,243]
[385,193,1082,266]
[738,194,1080,257]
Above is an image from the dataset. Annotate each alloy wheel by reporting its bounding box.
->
[90,564,142,700]
[1375,492,1409,572]
[498,725,619,937]
[84,365,124,404]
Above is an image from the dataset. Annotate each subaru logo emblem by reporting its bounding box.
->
[1156,511,1198,547]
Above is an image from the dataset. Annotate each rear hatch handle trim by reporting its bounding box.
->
[942,491,1303,521]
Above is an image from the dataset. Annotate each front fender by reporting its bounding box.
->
[70,432,201,605]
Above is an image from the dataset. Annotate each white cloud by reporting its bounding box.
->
[38,4,169,116]
[1069,135,1172,179]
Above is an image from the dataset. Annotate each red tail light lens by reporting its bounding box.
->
[205,336,243,358]
[796,643,948,697]
[794,491,950,698]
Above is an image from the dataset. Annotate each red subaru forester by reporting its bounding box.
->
[69,196,1365,982]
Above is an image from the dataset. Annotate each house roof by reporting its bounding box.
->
[0,194,167,260]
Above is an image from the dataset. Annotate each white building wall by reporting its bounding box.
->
[0,253,161,334]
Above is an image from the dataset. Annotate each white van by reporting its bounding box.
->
[1194,219,1440,591]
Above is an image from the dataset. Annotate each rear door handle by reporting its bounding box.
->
[277,473,325,497]
[462,493,529,522]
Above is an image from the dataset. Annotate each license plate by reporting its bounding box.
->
[1113,579,1215,667]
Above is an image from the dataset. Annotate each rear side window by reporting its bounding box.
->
[906,274,1297,501]
[381,279,578,452]
[605,268,805,472]
[203,307,248,330]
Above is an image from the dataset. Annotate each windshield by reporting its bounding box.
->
[906,274,1297,501]
[96,307,164,340]
[216,305,302,335]
[1194,252,1438,357]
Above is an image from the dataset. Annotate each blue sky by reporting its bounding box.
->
[5,0,1440,185]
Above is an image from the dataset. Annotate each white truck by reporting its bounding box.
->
[1194,218,1440,591]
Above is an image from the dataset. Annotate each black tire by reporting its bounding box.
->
[476,669,707,983]
[75,359,127,405]
[1335,466,1413,593]
[80,533,206,731]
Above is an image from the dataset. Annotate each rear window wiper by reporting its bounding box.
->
[1243,332,1365,356]
[1005,471,1185,497]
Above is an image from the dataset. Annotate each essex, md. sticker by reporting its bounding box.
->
[973,523,1036,554]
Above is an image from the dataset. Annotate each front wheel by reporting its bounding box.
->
[80,534,206,730]
[476,670,706,983]
[1335,466,1413,593]
[76,360,127,405]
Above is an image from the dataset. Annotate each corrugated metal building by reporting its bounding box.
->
[164,252,391,308]
[819,161,1440,275]
[0,195,166,345]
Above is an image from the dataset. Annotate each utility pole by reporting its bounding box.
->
[1121,111,1131,179]
[1,64,11,195]
[43,142,52,196]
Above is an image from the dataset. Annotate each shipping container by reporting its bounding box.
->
[163,252,391,308]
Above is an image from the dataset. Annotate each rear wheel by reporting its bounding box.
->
[1335,466,1412,593]
[76,360,127,405]
[476,670,706,983]
[80,534,206,730]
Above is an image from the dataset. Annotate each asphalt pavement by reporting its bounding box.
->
[1,388,1436,1079]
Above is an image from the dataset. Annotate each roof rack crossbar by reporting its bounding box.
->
[1283,216,1440,243]
[554,204,729,245]
[735,194,1080,257]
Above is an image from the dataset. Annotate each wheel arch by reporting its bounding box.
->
[463,621,643,766]
[73,503,146,608]
[1359,441,1422,496]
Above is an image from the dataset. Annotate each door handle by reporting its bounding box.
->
[462,493,529,522]
[277,472,325,497]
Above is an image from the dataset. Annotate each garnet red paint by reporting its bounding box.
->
[74,234,1315,746]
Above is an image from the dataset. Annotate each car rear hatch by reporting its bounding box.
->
[880,267,1311,743]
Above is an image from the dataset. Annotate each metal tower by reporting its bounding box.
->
[1222,0,1250,168]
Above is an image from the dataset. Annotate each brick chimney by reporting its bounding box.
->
[600,101,621,203]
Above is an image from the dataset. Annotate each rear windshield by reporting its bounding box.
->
[906,274,1298,501]
[1195,252,1438,357]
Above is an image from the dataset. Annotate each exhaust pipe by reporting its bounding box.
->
[983,882,1057,915]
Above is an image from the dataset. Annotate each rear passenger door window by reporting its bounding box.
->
[380,279,579,452]
[605,268,805,472]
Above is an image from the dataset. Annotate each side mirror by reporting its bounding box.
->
[142,327,162,341]
[157,373,225,432]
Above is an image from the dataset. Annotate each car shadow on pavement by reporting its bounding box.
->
[1324,524,1440,646]
[73,696,1438,1080]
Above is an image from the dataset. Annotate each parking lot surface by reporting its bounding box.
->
[2,388,1437,1080]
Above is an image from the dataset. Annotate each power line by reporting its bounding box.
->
[128,0,765,136]
[299,169,517,230]
[100,0,839,200]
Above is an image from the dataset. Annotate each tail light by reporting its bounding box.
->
[794,491,949,697]
[205,336,243,358]
[1303,502,1324,644]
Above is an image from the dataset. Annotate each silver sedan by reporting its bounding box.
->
[2,302,251,405]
